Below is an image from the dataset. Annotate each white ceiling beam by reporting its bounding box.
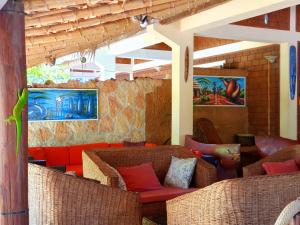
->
[118,49,171,61]
[0,0,7,10]
[199,24,300,43]
[177,0,300,33]
[106,31,161,55]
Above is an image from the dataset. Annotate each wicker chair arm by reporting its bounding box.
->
[194,157,218,188]
[167,172,300,225]
[82,151,119,187]
[29,164,142,225]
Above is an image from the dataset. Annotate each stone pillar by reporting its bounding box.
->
[148,24,194,145]
[0,1,28,225]
[280,43,298,140]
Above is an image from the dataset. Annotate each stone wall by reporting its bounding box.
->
[28,78,163,147]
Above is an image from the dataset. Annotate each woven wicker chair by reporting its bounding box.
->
[29,164,142,225]
[82,145,218,219]
[243,145,300,177]
[167,173,300,225]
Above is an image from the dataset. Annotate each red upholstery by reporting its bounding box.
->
[145,143,157,147]
[256,136,300,156]
[29,142,156,176]
[28,147,46,160]
[262,159,299,175]
[69,146,84,165]
[44,147,70,167]
[66,165,83,176]
[117,163,162,192]
[139,187,198,203]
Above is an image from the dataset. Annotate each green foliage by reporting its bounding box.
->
[27,64,71,85]
[240,89,245,98]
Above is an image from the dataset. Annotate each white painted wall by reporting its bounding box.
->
[0,0,7,10]
[148,24,194,145]
[280,43,298,140]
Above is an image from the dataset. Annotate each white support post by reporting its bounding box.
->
[147,24,194,145]
[280,43,298,140]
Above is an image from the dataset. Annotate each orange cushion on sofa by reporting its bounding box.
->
[44,147,70,167]
[262,159,300,175]
[145,143,157,147]
[66,165,83,176]
[139,187,198,203]
[83,142,109,150]
[69,146,84,165]
[28,147,46,160]
[109,143,124,147]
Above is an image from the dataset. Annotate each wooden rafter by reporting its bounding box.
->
[24,0,229,67]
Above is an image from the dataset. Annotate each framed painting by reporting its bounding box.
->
[193,75,246,107]
[28,88,98,121]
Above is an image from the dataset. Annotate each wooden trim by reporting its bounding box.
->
[0,1,28,225]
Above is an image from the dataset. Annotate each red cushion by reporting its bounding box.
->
[28,147,46,160]
[83,143,109,150]
[69,146,84,165]
[44,147,70,167]
[110,143,124,147]
[117,163,162,192]
[139,187,198,203]
[145,143,157,147]
[66,165,83,176]
[262,159,300,175]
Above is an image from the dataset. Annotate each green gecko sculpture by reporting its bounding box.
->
[5,89,28,156]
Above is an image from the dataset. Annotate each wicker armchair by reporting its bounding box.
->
[29,164,142,225]
[167,173,300,225]
[243,145,300,177]
[82,145,218,218]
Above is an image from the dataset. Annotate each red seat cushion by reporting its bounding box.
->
[139,187,198,203]
[69,146,84,165]
[28,147,46,160]
[44,147,70,167]
[145,143,157,147]
[66,165,83,176]
[117,163,162,192]
[262,159,300,175]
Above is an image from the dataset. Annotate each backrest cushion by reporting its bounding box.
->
[69,145,84,165]
[262,159,299,175]
[94,146,194,182]
[44,147,70,167]
[117,163,162,192]
[109,143,124,147]
[28,147,46,160]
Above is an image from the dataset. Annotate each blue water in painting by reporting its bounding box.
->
[194,76,245,89]
[28,89,98,121]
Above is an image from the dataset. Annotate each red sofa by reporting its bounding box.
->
[29,142,156,176]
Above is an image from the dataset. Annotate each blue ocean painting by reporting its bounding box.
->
[28,89,98,121]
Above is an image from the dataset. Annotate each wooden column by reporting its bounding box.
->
[0,1,28,225]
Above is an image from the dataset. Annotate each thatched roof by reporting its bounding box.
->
[25,0,229,67]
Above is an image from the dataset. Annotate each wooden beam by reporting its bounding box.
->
[0,1,28,225]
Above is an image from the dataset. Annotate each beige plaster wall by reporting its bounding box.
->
[28,78,163,147]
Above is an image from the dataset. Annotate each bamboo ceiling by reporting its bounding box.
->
[24,0,229,67]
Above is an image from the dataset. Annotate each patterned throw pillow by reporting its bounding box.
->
[164,156,197,189]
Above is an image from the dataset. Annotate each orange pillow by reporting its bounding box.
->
[262,159,299,175]
[28,147,46,160]
[44,147,70,167]
[117,163,162,192]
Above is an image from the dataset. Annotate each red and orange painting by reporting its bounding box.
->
[193,75,246,106]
